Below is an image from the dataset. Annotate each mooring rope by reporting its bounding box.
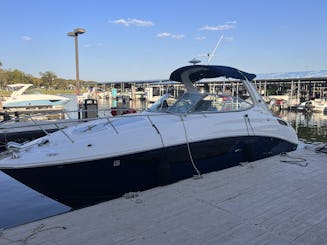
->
[0,223,66,244]
[180,115,202,178]
[315,143,327,154]
[279,152,308,167]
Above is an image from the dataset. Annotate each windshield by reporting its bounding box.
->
[167,92,253,114]
[24,88,42,95]
[146,93,176,112]
[167,93,203,113]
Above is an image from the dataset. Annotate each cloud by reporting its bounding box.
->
[223,36,234,42]
[157,32,171,38]
[195,36,206,41]
[83,42,103,48]
[21,35,32,41]
[110,18,154,27]
[157,32,185,39]
[199,21,237,31]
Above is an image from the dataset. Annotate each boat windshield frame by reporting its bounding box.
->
[146,93,172,113]
[167,92,254,114]
[167,93,204,114]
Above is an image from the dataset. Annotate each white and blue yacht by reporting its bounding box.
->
[0,65,298,209]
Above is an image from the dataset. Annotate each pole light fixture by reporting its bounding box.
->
[67,28,86,95]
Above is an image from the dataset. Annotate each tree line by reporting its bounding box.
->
[0,61,95,91]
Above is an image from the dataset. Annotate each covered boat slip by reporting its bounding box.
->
[1,145,327,244]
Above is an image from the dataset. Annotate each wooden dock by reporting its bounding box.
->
[0,144,327,244]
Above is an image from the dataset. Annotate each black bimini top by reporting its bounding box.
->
[169,65,256,82]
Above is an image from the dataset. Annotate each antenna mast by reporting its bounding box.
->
[207,35,224,65]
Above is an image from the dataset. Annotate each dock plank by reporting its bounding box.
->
[0,145,326,244]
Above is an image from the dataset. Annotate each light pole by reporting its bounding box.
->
[67,28,86,95]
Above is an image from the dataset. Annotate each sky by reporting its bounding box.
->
[1,0,327,82]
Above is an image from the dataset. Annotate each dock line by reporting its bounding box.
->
[314,143,327,154]
[279,152,308,167]
[0,223,66,244]
[180,114,202,179]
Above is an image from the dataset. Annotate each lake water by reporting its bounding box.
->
[0,95,326,229]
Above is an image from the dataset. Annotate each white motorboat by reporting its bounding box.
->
[311,99,327,112]
[0,65,298,209]
[296,101,313,112]
[2,84,71,108]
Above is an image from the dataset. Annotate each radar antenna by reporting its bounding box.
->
[188,58,201,65]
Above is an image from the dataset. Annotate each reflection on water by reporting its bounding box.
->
[277,110,327,143]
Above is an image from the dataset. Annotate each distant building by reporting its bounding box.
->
[67,84,76,91]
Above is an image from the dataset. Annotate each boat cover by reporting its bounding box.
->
[169,65,256,82]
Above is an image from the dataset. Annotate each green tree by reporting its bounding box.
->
[31,76,42,87]
[39,71,57,90]
[6,69,32,84]
[0,63,90,93]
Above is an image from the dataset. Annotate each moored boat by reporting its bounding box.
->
[0,65,298,209]
[3,84,71,108]
[311,99,327,112]
[296,101,313,112]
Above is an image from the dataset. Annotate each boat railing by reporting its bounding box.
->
[0,107,145,146]
[0,106,144,127]
[0,96,258,148]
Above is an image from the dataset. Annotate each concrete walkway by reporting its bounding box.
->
[1,145,327,244]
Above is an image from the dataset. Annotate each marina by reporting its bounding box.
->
[0,68,326,231]
[1,1,327,243]
[1,73,326,155]
[94,75,327,112]
[0,100,326,231]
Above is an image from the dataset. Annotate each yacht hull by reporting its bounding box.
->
[2,135,296,209]
[3,99,69,108]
